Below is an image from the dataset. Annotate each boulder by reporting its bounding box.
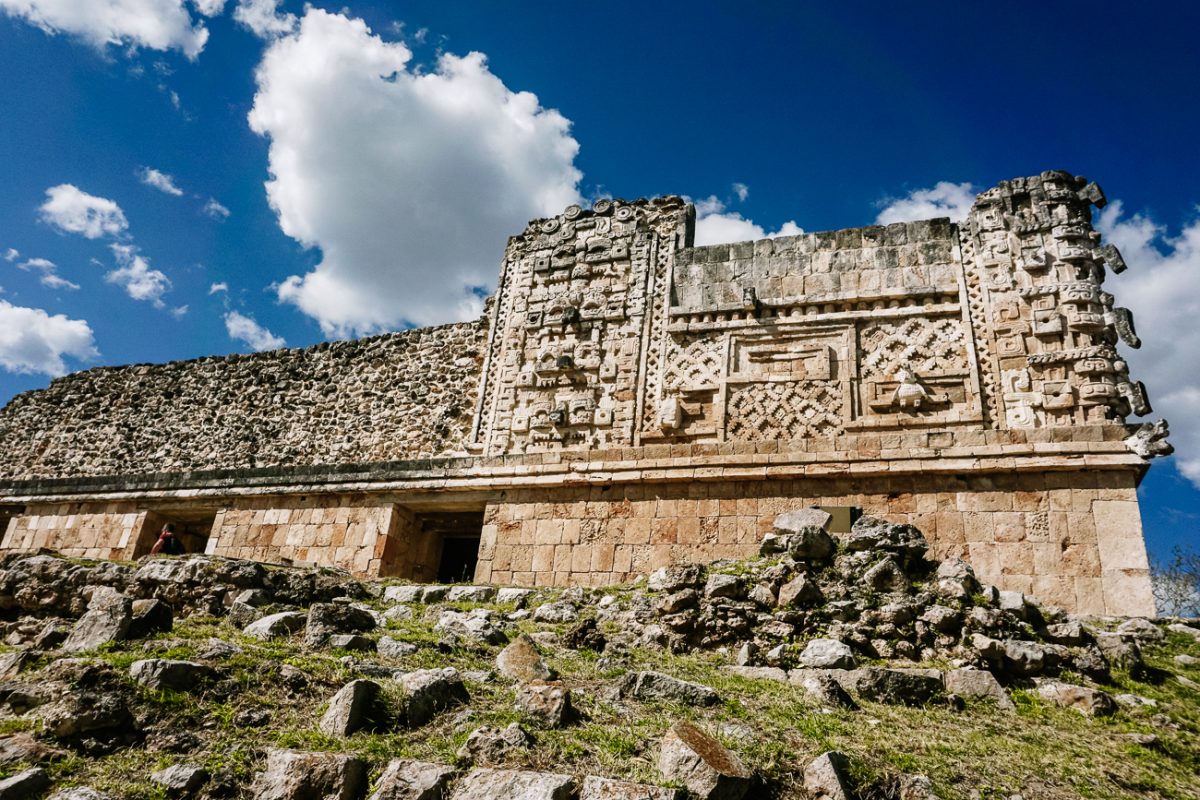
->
[36,690,134,740]
[1036,681,1117,716]
[615,671,719,706]
[0,767,50,799]
[1117,618,1165,643]
[496,588,536,607]
[150,764,209,795]
[437,610,507,645]
[319,679,382,737]
[48,790,116,800]
[897,773,936,800]
[562,618,607,652]
[447,586,497,603]
[788,670,858,710]
[998,640,1047,677]
[785,527,836,561]
[497,635,555,683]
[1094,633,1145,675]
[0,651,28,680]
[799,639,856,670]
[129,659,217,692]
[328,634,375,652]
[384,586,424,604]
[449,768,573,800]
[128,598,174,639]
[862,556,908,593]
[648,565,706,593]
[456,723,533,766]
[305,603,376,647]
[777,574,823,608]
[853,668,944,706]
[244,611,307,640]
[658,721,750,800]
[1167,622,1200,641]
[843,516,928,560]
[398,668,469,726]
[0,733,68,766]
[367,760,456,800]
[803,751,853,800]
[516,682,571,728]
[704,574,744,600]
[252,749,367,800]
[721,666,788,684]
[944,669,1014,710]
[579,776,680,800]
[532,602,579,624]
[773,508,832,534]
[1043,621,1087,646]
[421,586,450,604]
[378,636,419,659]
[227,601,263,630]
[62,592,132,653]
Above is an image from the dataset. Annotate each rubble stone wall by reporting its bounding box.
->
[0,319,487,480]
[476,470,1153,616]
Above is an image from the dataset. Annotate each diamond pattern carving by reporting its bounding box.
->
[860,318,966,381]
[726,381,843,440]
[663,336,723,390]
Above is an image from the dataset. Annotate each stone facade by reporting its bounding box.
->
[0,171,1171,615]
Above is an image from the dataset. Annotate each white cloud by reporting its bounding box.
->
[875,181,977,225]
[248,9,582,335]
[16,257,80,290]
[224,310,285,351]
[106,243,171,306]
[139,166,184,196]
[732,182,749,202]
[233,0,295,39]
[209,281,228,294]
[692,196,803,246]
[192,0,224,16]
[3,248,18,262]
[202,198,230,220]
[39,184,129,239]
[1100,201,1200,487]
[0,299,97,376]
[0,0,210,58]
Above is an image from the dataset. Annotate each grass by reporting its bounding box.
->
[0,585,1196,799]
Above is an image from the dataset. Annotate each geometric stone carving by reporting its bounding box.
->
[726,380,843,440]
[860,318,967,382]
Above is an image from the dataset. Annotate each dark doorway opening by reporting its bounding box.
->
[142,508,219,557]
[418,511,484,583]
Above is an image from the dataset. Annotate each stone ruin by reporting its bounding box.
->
[0,170,1173,616]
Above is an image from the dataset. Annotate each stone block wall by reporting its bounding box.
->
[0,502,157,561]
[0,319,487,480]
[206,497,403,577]
[476,470,1153,616]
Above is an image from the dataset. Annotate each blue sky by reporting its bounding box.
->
[0,1,1197,560]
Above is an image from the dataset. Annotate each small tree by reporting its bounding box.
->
[1152,545,1200,618]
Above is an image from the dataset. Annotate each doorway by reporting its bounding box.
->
[416,511,484,583]
[140,508,219,557]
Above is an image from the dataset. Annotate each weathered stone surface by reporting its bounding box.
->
[659,721,750,800]
[0,767,50,799]
[944,669,1014,710]
[1117,617,1165,642]
[306,602,376,647]
[897,773,936,800]
[788,670,858,710]
[62,591,131,653]
[449,768,573,800]
[722,666,788,683]
[852,668,943,706]
[252,748,367,800]
[150,764,209,795]
[777,574,823,608]
[648,565,705,593]
[496,634,554,683]
[0,651,27,679]
[803,751,853,800]
[319,679,381,737]
[532,602,579,624]
[516,682,571,728]
[47,790,116,800]
[616,671,719,706]
[244,611,307,640]
[378,636,419,659]
[367,759,456,800]
[130,659,217,692]
[1167,623,1200,641]
[843,516,928,560]
[1043,621,1086,646]
[398,668,469,726]
[447,585,497,603]
[384,586,424,604]
[128,598,173,639]
[1036,681,1116,716]
[456,723,533,766]
[436,610,506,645]
[579,776,680,800]
[704,574,744,600]
[328,633,375,652]
[496,588,535,607]
[774,508,832,533]
[799,639,856,670]
[36,690,134,740]
[0,733,68,766]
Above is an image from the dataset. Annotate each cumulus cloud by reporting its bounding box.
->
[248,9,582,335]
[106,243,171,306]
[233,0,295,39]
[192,0,225,15]
[209,281,228,294]
[0,299,97,376]
[875,181,977,225]
[139,166,184,196]
[39,184,129,239]
[16,257,80,290]
[202,198,230,220]
[3,249,18,262]
[732,182,749,202]
[1100,202,1200,487]
[692,196,803,246]
[0,0,210,58]
[224,310,285,351]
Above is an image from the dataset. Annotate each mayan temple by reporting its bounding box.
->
[0,170,1172,616]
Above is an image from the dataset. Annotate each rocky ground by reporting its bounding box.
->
[0,511,1196,800]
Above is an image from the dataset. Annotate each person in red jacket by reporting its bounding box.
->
[149,523,185,555]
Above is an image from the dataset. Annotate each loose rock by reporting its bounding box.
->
[658,721,750,800]
[252,749,367,800]
[367,759,456,800]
